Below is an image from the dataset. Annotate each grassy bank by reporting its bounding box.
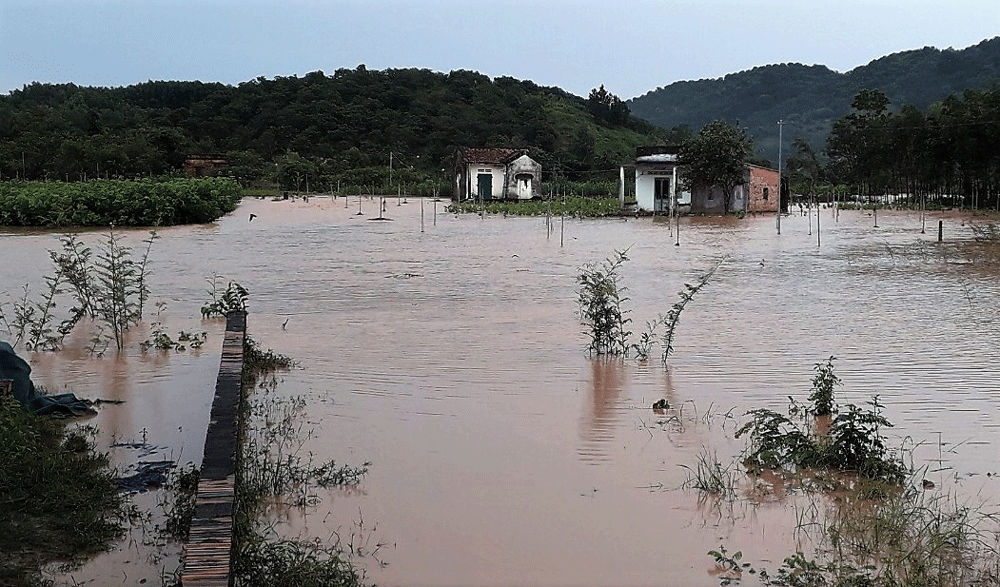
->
[0,178,242,227]
[0,396,123,586]
[448,196,624,217]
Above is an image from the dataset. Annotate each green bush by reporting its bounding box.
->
[0,396,123,585]
[0,178,242,227]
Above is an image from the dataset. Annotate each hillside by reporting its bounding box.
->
[0,68,662,185]
[628,36,1000,163]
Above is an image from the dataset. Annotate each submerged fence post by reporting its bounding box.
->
[182,311,246,586]
[938,220,943,243]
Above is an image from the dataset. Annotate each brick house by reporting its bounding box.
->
[690,163,779,215]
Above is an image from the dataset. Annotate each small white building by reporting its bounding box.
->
[454,148,541,201]
[629,146,691,213]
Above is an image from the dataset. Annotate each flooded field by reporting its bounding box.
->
[3,197,999,586]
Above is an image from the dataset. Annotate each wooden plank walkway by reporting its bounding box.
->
[181,311,246,587]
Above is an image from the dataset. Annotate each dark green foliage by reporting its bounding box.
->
[827,85,1000,209]
[587,85,631,126]
[0,396,123,585]
[201,279,249,318]
[680,121,754,215]
[809,356,840,416]
[0,178,241,227]
[737,396,908,486]
[0,71,663,189]
[234,538,366,587]
[577,250,632,356]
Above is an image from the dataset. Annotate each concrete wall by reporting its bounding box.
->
[505,154,541,200]
[634,164,690,212]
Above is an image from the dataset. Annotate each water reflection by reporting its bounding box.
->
[578,357,627,463]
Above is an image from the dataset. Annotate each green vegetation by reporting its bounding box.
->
[737,395,908,487]
[808,356,840,417]
[1,230,158,352]
[576,252,725,360]
[679,121,754,215]
[448,195,622,217]
[576,250,632,356]
[160,464,200,541]
[0,70,666,195]
[692,358,1000,587]
[234,333,371,587]
[201,278,249,318]
[659,257,726,362]
[681,448,738,499]
[709,489,1000,587]
[629,38,1000,163]
[0,396,124,586]
[0,178,241,227]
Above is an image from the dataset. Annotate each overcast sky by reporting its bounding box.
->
[2,0,997,100]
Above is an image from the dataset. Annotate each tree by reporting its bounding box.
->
[679,120,754,214]
[587,85,630,126]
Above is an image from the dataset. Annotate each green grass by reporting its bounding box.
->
[448,195,623,217]
[0,396,124,586]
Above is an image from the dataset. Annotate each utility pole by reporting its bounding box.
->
[777,120,783,235]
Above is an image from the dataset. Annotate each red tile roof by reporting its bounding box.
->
[459,147,529,165]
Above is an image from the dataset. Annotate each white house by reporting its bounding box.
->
[630,146,691,213]
[454,148,542,201]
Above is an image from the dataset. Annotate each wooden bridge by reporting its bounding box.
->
[181,311,246,586]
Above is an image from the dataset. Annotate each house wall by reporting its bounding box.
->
[690,184,730,214]
[505,154,541,200]
[746,166,779,213]
[466,164,505,199]
[635,164,690,212]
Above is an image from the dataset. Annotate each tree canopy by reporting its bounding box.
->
[680,120,754,214]
[0,69,669,190]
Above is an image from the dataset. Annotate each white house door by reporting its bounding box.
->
[654,177,670,212]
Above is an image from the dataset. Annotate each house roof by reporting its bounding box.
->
[459,147,530,165]
[636,153,680,164]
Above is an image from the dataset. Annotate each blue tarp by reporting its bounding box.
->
[1,340,96,417]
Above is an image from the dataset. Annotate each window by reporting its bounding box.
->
[763,187,769,200]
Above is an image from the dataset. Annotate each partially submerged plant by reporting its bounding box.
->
[577,249,632,356]
[808,356,840,416]
[201,278,249,318]
[233,334,371,587]
[159,464,200,541]
[737,396,908,487]
[681,448,739,499]
[661,256,726,362]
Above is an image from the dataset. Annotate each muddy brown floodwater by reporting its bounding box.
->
[3,197,1000,587]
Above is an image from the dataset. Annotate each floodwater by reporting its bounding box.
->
[3,197,1000,586]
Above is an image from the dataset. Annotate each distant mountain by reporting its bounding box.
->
[628,37,1000,163]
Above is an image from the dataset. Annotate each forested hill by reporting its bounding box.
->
[0,67,663,183]
[628,36,1000,162]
